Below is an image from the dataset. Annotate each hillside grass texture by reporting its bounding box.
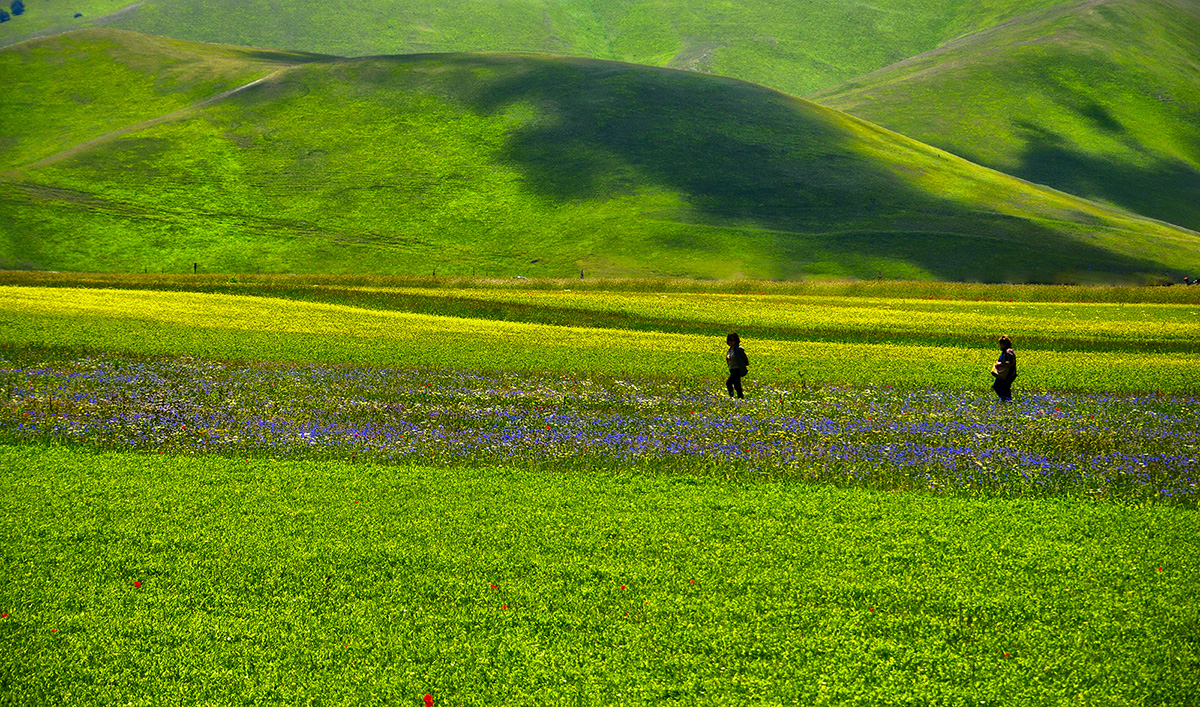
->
[814,0,1200,232]
[3,30,1199,283]
[0,0,1077,97]
[0,30,332,171]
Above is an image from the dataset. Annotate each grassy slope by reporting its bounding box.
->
[0,29,331,172]
[814,0,1200,233]
[2,286,1197,393]
[3,445,1195,704]
[0,0,1076,97]
[3,31,1199,283]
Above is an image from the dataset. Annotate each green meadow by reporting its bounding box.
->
[1,282,1197,392]
[815,0,1200,232]
[2,445,1196,704]
[8,269,1200,302]
[0,0,1076,97]
[1,278,1198,703]
[4,30,1199,282]
[3,0,1200,699]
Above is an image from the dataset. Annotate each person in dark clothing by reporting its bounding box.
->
[725,332,749,399]
[991,335,1017,401]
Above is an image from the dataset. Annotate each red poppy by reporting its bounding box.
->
[620,585,626,590]
[133,581,141,588]
[501,605,508,610]
[424,695,433,707]
[489,584,498,589]
[1,613,7,618]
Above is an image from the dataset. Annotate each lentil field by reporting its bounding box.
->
[1,277,1197,705]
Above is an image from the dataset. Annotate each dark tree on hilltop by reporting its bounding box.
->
[0,10,9,22]
[9,0,22,16]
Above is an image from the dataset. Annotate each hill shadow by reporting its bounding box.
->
[1011,119,1200,233]
[414,55,1181,281]
[446,58,885,227]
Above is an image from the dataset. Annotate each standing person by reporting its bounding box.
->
[725,332,749,399]
[991,335,1017,402]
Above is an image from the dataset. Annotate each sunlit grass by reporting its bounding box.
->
[6,32,1198,282]
[816,0,1200,232]
[0,1,1074,98]
[1,285,1197,392]
[2,275,1197,703]
[1,444,1196,704]
[6,270,1200,303]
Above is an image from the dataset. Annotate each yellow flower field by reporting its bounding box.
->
[2,286,1195,392]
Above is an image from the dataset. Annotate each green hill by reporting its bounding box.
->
[0,0,1077,97]
[2,29,1198,282]
[813,0,1200,232]
[5,0,1187,234]
[0,30,332,171]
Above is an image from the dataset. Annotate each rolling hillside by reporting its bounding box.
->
[0,0,1077,97]
[0,0,1183,234]
[3,29,1198,282]
[0,29,333,171]
[814,0,1200,232]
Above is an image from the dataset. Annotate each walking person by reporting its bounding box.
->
[991,335,1017,402]
[725,332,749,399]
